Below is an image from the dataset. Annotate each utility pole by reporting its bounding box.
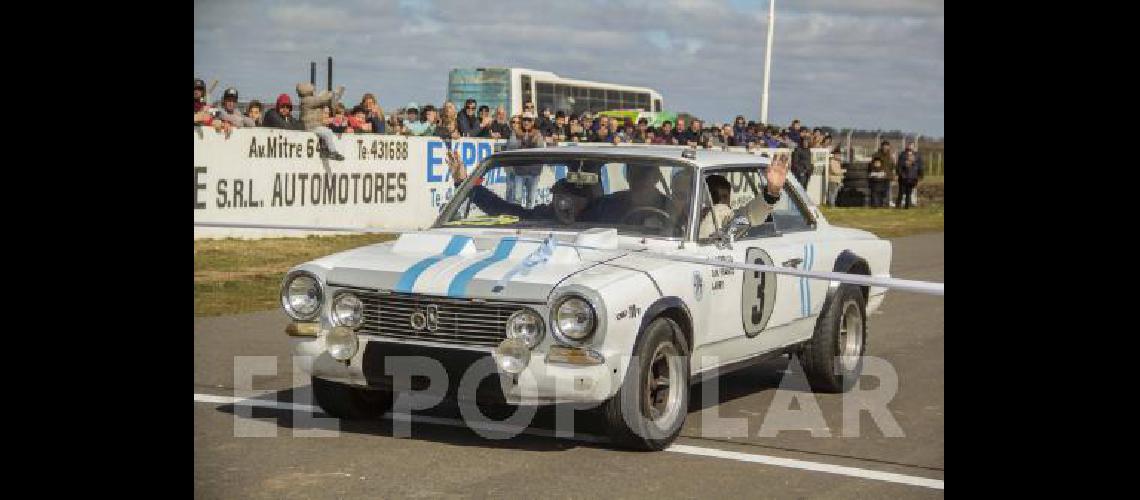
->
[760,0,775,125]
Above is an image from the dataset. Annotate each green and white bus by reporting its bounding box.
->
[447,67,664,118]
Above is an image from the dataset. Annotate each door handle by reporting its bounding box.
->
[782,258,803,268]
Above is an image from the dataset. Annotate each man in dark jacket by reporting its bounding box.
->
[457,98,480,136]
[895,149,923,209]
[791,135,814,188]
[871,141,896,206]
[262,94,304,130]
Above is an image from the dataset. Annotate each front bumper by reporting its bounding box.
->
[293,335,621,405]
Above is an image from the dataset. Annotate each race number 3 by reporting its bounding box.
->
[742,247,777,337]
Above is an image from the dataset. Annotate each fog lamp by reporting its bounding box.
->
[494,338,531,375]
[326,326,358,361]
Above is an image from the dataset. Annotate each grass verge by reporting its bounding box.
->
[194,233,396,317]
[820,204,944,238]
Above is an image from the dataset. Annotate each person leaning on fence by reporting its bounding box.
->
[245,100,263,127]
[348,105,372,133]
[327,103,350,134]
[473,105,493,138]
[508,115,546,149]
[296,82,346,160]
[489,107,511,140]
[550,111,571,142]
[438,101,461,140]
[629,118,651,143]
[360,93,385,134]
[262,94,303,130]
[652,121,677,145]
[457,98,480,137]
[216,87,255,128]
[567,115,589,142]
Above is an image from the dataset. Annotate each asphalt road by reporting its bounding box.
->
[194,232,944,499]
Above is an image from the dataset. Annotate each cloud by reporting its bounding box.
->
[194,0,943,136]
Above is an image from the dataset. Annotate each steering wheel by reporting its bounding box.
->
[621,206,673,227]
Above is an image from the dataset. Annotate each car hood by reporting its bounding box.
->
[322,230,631,301]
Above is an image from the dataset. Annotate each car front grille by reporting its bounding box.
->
[356,292,529,347]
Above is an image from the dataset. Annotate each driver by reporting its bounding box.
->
[697,154,789,239]
[668,154,789,239]
[446,153,670,225]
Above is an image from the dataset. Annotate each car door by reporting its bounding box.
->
[688,167,807,368]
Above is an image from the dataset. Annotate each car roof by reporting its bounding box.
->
[493,145,775,169]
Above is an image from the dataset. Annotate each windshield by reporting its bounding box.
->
[438,156,697,238]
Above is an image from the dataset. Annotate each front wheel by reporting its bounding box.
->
[801,284,867,393]
[602,317,690,451]
[311,376,393,419]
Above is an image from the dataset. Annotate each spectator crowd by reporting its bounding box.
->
[194,77,922,208]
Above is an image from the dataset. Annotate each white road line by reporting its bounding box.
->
[195,393,943,490]
[666,444,943,490]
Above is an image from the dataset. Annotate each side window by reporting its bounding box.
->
[771,186,813,232]
[520,75,532,110]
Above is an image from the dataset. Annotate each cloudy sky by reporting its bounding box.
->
[194,0,943,137]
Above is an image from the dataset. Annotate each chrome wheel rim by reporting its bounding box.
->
[837,301,864,372]
[643,342,683,426]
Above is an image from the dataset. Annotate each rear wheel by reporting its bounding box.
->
[801,285,867,393]
[602,317,689,451]
[311,376,393,419]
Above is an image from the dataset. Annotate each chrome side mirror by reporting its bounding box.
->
[728,216,751,241]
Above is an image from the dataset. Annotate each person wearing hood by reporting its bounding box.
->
[262,94,304,130]
[296,82,346,161]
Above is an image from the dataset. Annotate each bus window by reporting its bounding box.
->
[589,88,604,112]
[574,86,590,114]
[536,82,554,112]
[521,74,533,111]
[654,99,661,112]
[622,92,636,109]
[636,93,649,111]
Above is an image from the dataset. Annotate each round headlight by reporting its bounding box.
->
[552,296,596,342]
[505,309,544,348]
[494,338,531,374]
[326,326,358,361]
[282,272,323,320]
[331,293,364,328]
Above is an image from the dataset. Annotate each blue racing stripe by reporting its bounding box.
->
[804,244,814,316]
[393,235,472,293]
[800,245,809,317]
[447,238,518,297]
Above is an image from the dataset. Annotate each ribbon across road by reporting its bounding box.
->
[194,221,944,297]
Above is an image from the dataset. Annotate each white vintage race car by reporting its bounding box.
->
[282,145,891,450]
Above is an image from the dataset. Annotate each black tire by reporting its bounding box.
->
[801,285,867,393]
[602,317,690,451]
[311,376,393,419]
